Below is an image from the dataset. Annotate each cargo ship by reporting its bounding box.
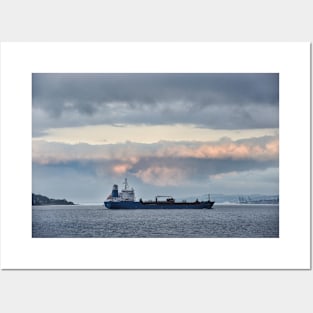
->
[104,178,214,209]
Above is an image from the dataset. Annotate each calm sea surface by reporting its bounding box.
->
[32,204,279,238]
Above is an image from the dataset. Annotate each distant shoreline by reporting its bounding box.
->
[32,193,75,206]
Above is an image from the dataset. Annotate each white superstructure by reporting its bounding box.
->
[107,178,135,202]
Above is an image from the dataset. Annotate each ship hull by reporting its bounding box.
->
[104,201,214,210]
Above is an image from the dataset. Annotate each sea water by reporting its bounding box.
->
[32,204,279,238]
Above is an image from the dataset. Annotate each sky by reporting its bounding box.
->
[32,73,279,203]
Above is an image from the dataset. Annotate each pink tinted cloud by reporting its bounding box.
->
[134,166,188,186]
[32,136,278,165]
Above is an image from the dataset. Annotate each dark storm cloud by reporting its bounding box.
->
[32,73,279,135]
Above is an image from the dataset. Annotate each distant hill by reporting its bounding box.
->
[32,193,74,205]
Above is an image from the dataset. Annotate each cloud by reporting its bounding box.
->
[32,73,279,109]
[155,136,278,161]
[32,160,279,203]
[32,73,279,135]
[32,135,278,164]
[112,163,133,175]
[32,136,278,188]
[129,157,277,184]
[134,166,188,186]
[32,123,279,145]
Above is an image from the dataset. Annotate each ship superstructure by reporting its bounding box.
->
[106,178,135,202]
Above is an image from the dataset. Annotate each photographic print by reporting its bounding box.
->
[32,73,279,238]
[1,42,310,269]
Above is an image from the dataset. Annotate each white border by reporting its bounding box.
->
[0,42,310,269]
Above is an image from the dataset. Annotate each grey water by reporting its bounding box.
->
[32,204,279,238]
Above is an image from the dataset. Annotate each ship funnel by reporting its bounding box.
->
[112,184,119,198]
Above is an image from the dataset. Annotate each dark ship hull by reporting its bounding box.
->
[104,200,214,210]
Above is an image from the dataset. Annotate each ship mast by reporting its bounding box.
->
[123,178,129,190]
